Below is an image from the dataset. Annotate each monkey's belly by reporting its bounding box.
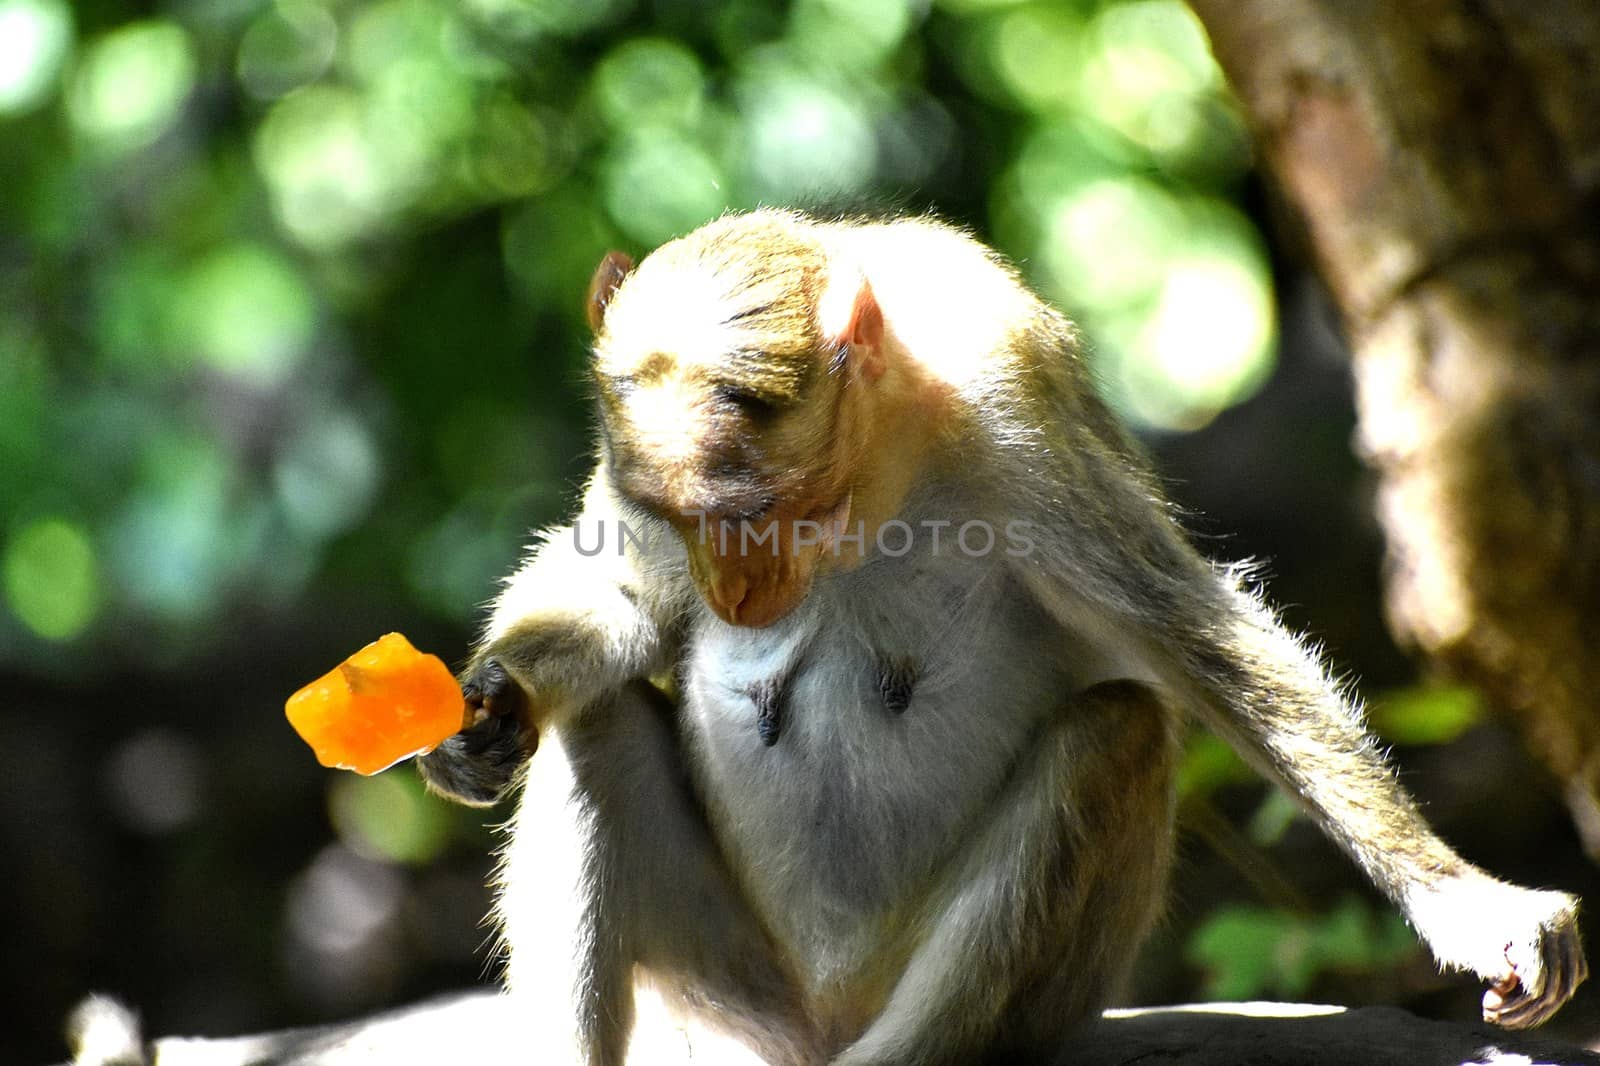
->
[678,560,1081,996]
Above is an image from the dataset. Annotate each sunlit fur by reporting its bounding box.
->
[419,209,1585,1065]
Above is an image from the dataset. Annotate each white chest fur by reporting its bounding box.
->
[678,548,1099,991]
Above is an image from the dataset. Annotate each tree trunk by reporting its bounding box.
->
[1187,0,1600,853]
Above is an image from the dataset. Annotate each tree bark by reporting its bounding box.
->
[1188,0,1600,853]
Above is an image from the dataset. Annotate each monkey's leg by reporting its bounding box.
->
[833,679,1178,1066]
[498,680,819,1066]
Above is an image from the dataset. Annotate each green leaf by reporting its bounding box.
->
[1366,685,1485,746]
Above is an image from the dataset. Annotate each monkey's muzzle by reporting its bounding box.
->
[682,496,852,628]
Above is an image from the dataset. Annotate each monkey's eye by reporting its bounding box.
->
[712,383,779,422]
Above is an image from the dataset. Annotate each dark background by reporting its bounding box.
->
[2,0,1594,1061]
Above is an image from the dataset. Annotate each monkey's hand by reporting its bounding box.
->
[1481,888,1587,1030]
[416,659,533,807]
[1411,874,1586,1029]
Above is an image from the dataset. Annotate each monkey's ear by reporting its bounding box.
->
[586,250,635,334]
[820,273,886,381]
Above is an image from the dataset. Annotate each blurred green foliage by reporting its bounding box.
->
[1178,682,1489,812]
[329,769,454,864]
[0,0,1272,662]
[1367,683,1486,747]
[1188,897,1420,1001]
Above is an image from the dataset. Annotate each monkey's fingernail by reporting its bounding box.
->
[1484,988,1506,1012]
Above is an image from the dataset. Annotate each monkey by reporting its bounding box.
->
[418,209,1587,1064]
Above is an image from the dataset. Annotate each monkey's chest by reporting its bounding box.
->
[678,559,1076,985]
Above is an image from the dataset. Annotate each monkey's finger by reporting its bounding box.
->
[1482,943,1541,1027]
[1491,979,1561,1030]
[1537,925,1588,1015]
[1484,975,1549,1030]
[417,711,530,807]
[1538,929,1588,1018]
[1488,962,1521,998]
[1488,978,1551,1029]
[461,659,520,721]
[461,678,489,721]
[1486,931,1584,1030]
[1482,980,1519,1026]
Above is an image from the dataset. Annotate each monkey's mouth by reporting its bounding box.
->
[690,494,852,629]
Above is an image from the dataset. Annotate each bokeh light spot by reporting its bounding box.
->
[405,503,524,617]
[471,96,563,198]
[739,68,877,201]
[273,411,382,537]
[790,0,917,69]
[3,517,100,641]
[594,38,706,131]
[998,119,1123,236]
[330,770,452,865]
[104,728,205,835]
[68,20,195,151]
[462,0,633,39]
[501,189,616,307]
[1028,178,1276,430]
[237,0,338,101]
[344,0,434,84]
[0,0,72,114]
[363,55,474,186]
[990,5,1085,110]
[286,844,404,957]
[1038,176,1181,309]
[255,85,387,248]
[603,127,728,246]
[1090,200,1277,431]
[1077,0,1222,163]
[174,244,317,386]
[1090,0,1217,93]
[107,433,234,621]
[935,0,1028,12]
[1129,251,1276,427]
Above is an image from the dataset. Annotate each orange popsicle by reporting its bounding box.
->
[286,633,467,775]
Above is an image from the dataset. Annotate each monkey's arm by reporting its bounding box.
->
[474,461,691,712]
[1173,572,1585,1028]
[418,463,693,805]
[994,349,1585,1028]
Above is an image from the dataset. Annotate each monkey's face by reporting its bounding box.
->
[600,365,859,629]
[585,227,884,628]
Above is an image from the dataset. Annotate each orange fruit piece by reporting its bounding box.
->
[286,632,467,775]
